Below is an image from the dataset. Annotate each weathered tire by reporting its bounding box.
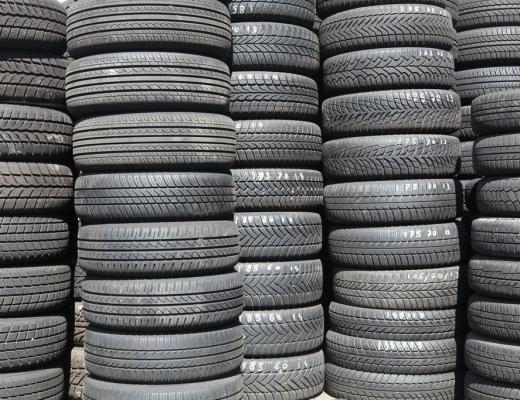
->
[82,273,243,330]
[474,134,520,176]
[322,89,461,139]
[0,367,64,400]
[465,371,520,400]
[472,218,520,259]
[77,221,240,277]
[472,89,520,136]
[84,325,244,384]
[235,212,322,261]
[456,67,520,105]
[74,302,86,346]
[457,0,520,31]
[69,347,87,400]
[469,256,520,300]
[468,295,520,342]
[317,0,448,19]
[66,52,230,118]
[229,0,315,28]
[476,178,520,217]
[73,112,236,172]
[66,0,231,59]
[74,172,234,223]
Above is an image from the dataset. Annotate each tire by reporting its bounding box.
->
[457,0,520,31]
[74,172,234,223]
[324,179,460,225]
[472,218,520,259]
[73,112,236,172]
[0,367,64,400]
[456,67,520,105]
[66,0,231,59]
[230,71,319,120]
[476,178,520,217]
[333,266,464,310]
[319,4,455,58]
[325,364,458,400]
[321,89,461,139]
[0,316,66,371]
[462,178,480,212]
[232,23,319,75]
[329,222,463,269]
[74,302,86,346]
[77,221,239,277]
[236,260,323,308]
[0,0,66,54]
[452,105,475,141]
[322,135,461,180]
[83,375,244,400]
[84,325,243,384]
[329,302,458,341]
[235,212,322,261]
[232,169,323,211]
[74,264,85,300]
[0,265,70,316]
[0,105,72,162]
[458,27,520,68]
[323,48,455,95]
[474,134,520,176]
[69,347,87,400]
[469,256,520,300]
[229,0,315,28]
[235,120,322,167]
[66,52,230,118]
[468,295,520,342]
[326,331,458,374]
[465,332,520,385]
[240,305,324,357]
[0,216,69,265]
[0,51,67,109]
[82,273,243,330]
[459,141,477,178]
[466,371,520,400]
[241,351,324,400]
[472,89,520,136]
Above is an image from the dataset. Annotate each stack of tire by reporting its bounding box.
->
[65,1,245,399]
[228,1,325,398]
[318,2,466,398]
[0,1,73,399]
[466,90,520,399]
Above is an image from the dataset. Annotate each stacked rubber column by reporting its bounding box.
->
[318,2,465,399]
[464,92,520,399]
[0,1,73,399]
[65,1,244,399]
[227,1,325,398]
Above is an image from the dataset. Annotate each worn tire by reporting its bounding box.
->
[317,0,448,19]
[468,295,520,342]
[465,371,520,400]
[229,0,315,28]
[456,67,520,105]
[474,133,520,176]
[74,302,86,346]
[459,141,477,178]
[472,218,520,259]
[462,178,480,212]
[0,367,64,400]
[452,105,474,141]
[469,256,520,300]
[457,0,520,31]
[235,212,322,261]
[472,89,520,136]
[74,264,85,300]
[476,177,520,217]
[69,347,87,400]
[77,221,239,277]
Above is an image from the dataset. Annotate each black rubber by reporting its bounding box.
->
[452,105,475,141]
[230,71,319,120]
[0,0,66,54]
[469,256,520,300]
[74,172,234,223]
[465,332,520,385]
[236,260,323,308]
[472,218,520,259]
[474,133,520,176]
[0,265,70,316]
[468,295,520,342]
[319,4,455,58]
[0,216,69,265]
[459,141,477,178]
[317,0,448,19]
[83,375,244,400]
[73,112,236,172]
[0,316,66,372]
[77,221,240,277]
[235,120,322,167]
[232,169,323,211]
[229,0,315,28]
[74,263,85,300]
[69,347,87,400]
[329,302,458,341]
[472,89,520,136]
[84,325,243,384]
[323,135,461,180]
[66,52,230,118]
[241,351,324,400]
[456,67,520,105]
[232,23,319,75]
[333,266,464,310]
[74,302,85,346]
[457,0,520,31]
[323,47,455,94]
[466,371,520,400]
[0,105,72,163]
[235,212,322,261]
[82,273,243,331]
[476,177,520,217]
[66,0,232,59]
[0,367,64,400]
[240,305,324,357]
[324,179,460,225]
[322,89,461,139]
[462,178,480,212]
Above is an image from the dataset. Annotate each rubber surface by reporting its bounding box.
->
[317,0,448,19]
[0,367,64,400]
[472,218,520,259]
[74,302,85,346]
[476,178,520,217]
[452,105,475,141]
[459,141,477,178]
[472,89,520,136]
[69,347,87,400]
[468,295,520,342]
[466,371,520,400]
[457,0,520,31]
[456,67,520,104]
[469,256,520,300]
[474,133,520,176]
[229,0,315,28]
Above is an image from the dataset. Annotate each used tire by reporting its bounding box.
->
[452,105,475,141]
[317,0,447,19]
[229,0,315,28]
[468,295,520,342]
[476,177,520,217]
[465,371,520,400]
[472,89,520,136]
[77,221,240,277]
[472,218,520,259]
[69,347,87,400]
[0,367,64,400]
[457,0,520,31]
[469,256,520,300]
[74,302,86,346]
[73,112,236,172]
[456,67,520,104]
[459,141,477,178]
[74,172,234,223]
[74,264,85,300]
[474,133,520,176]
